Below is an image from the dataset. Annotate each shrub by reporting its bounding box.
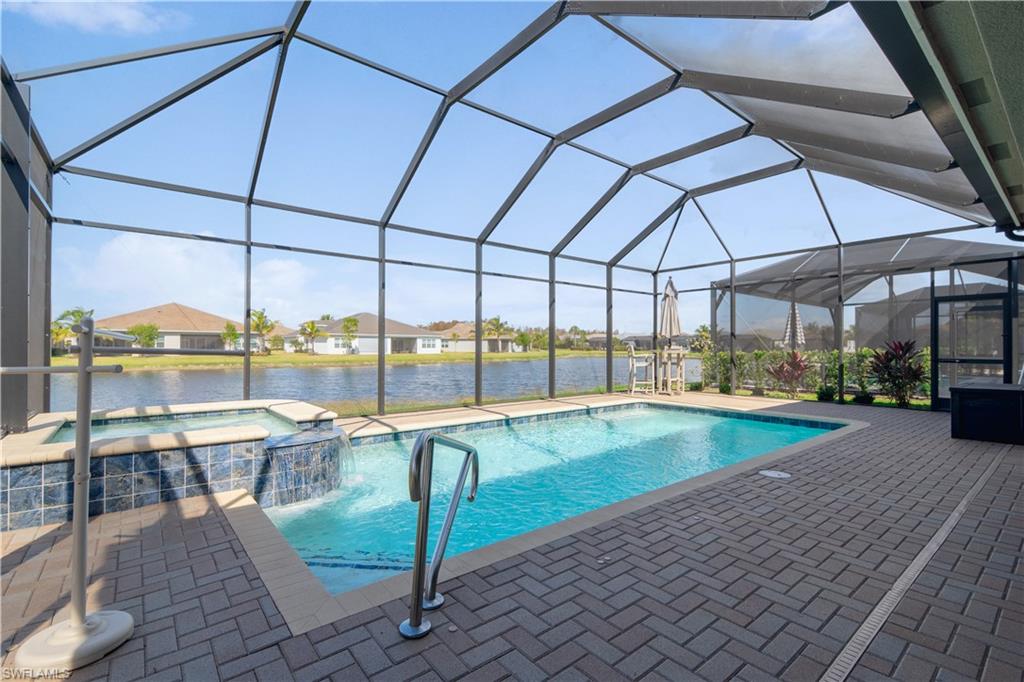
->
[751,350,767,396]
[869,340,926,408]
[845,347,874,394]
[816,385,836,402]
[767,351,809,399]
[852,392,875,405]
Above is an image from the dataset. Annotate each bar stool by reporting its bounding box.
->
[628,344,655,394]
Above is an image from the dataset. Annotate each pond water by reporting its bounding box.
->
[50,357,703,412]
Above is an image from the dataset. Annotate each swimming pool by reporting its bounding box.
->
[267,404,839,595]
[47,409,299,442]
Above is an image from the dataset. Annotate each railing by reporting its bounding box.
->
[3,323,247,668]
[399,431,479,640]
[2,319,135,670]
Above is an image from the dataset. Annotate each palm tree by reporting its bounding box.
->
[57,306,94,327]
[220,322,241,350]
[484,316,503,338]
[340,316,359,352]
[250,309,276,354]
[50,322,74,351]
[298,321,325,354]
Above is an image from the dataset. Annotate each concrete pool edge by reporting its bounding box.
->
[219,397,868,636]
[0,398,336,467]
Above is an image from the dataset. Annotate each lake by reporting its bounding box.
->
[49,356,703,412]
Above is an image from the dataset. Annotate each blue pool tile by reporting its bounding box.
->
[133,452,160,472]
[159,468,185,490]
[160,488,184,503]
[231,442,257,458]
[185,446,210,466]
[185,464,210,487]
[209,480,235,493]
[185,484,210,498]
[43,482,74,507]
[9,486,42,513]
[42,461,74,484]
[133,491,160,508]
[105,455,133,476]
[89,458,104,478]
[133,472,159,496]
[8,509,42,530]
[105,475,133,498]
[88,501,104,517]
[230,478,252,494]
[105,496,132,513]
[211,444,232,461]
[9,465,42,489]
[89,476,104,501]
[210,461,233,482]
[231,459,253,479]
[160,450,186,469]
[43,505,73,525]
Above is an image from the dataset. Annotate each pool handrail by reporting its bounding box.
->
[399,431,479,640]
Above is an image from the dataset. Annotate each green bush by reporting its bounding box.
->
[816,385,836,402]
[852,391,875,405]
[751,350,767,396]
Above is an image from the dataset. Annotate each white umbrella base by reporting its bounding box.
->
[15,610,134,671]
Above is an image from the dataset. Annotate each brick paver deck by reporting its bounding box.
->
[2,399,1021,681]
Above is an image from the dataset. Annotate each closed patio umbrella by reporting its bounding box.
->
[659,276,681,345]
[782,300,805,349]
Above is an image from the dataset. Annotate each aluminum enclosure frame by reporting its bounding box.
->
[8,0,1011,418]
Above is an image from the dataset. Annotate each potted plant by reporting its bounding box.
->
[869,340,926,408]
[816,385,836,402]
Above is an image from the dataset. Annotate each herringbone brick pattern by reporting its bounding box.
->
[1,401,1020,681]
[850,457,1023,682]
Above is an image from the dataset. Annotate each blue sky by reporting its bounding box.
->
[2,1,983,334]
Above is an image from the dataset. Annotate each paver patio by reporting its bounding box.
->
[1,395,1020,681]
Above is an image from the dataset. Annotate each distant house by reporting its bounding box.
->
[94,302,242,351]
[436,321,522,353]
[284,313,442,355]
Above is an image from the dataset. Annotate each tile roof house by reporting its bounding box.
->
[284,312,442,355]
[435,321,523,353]
[94,302,244,351]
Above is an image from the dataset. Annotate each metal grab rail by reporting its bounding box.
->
[5,318,135,670]
[399,431,479,640]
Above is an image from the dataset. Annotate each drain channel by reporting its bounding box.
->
[821,447,1008,682]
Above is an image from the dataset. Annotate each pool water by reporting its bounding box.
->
[268,406,835,594]
[48,410,298,442]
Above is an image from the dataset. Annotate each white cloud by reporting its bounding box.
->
[55,232,244,320]
[6,1,189,35]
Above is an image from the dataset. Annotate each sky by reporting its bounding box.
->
[2,0,990,335]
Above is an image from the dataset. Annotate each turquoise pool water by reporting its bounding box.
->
[47,410,298,442]
[267,406,835,594]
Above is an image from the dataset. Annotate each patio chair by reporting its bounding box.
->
[662,347,685,395]
[628,344,655,395]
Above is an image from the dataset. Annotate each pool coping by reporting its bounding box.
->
[0,399,337,467]
[217,396,869,636]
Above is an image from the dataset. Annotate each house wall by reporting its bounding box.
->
[442,338,475,353]
[159,333,181,350]
[417,336,441,354]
